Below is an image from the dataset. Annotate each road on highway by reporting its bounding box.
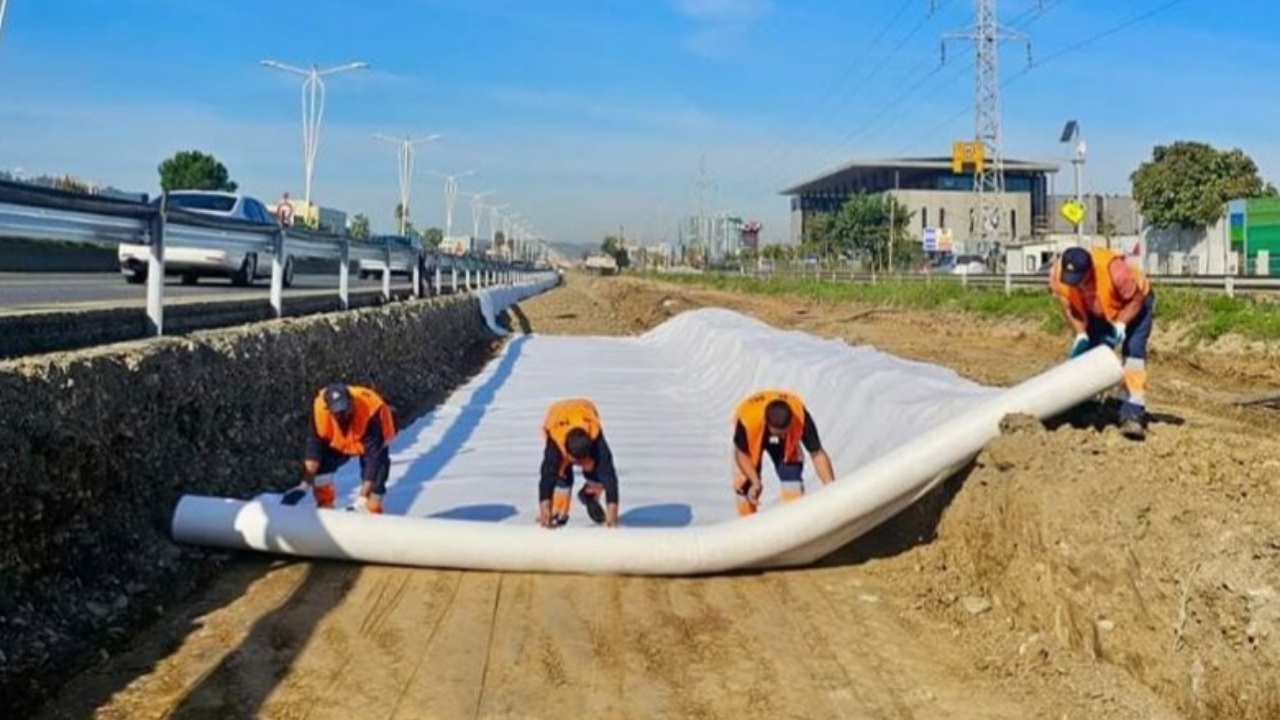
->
[0,272,419,313]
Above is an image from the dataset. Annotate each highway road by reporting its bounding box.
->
[0,272,418,313]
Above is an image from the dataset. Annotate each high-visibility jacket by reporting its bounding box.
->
[734,390,807,466]
[312,385,395,457]
[543,398,602,475]
[1050,247,1150,322]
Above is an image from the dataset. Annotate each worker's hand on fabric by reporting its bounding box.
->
[1104,322,1127,349]
[1067,333,1090,359]
[537,503,555,529]
[604,503,620,528]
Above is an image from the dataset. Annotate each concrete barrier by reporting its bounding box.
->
[0,294,507,715]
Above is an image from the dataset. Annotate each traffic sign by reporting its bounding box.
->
[1060,199,1085,227]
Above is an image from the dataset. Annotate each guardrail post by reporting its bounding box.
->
[962,271,969,289]
[451,265,458,294]
[465,267,473,291]
[1004,265,1012,297]
[433,263,442,297]
[381,238,392,302]
[1226,274,1236,298]
[270,229,285,319]
[338,238,351,310]
[412,251,423,299]
[146,203,166,336]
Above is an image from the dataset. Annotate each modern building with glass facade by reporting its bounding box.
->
[779,157,1059,251]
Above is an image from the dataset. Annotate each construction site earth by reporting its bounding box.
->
[31,273,1280,720]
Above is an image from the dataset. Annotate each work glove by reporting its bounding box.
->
[1067,333,1090,359]
[1104,322,1127,349]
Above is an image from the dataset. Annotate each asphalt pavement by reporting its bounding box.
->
[0,272,416,313]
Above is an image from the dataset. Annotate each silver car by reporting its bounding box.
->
[117,191,295,287]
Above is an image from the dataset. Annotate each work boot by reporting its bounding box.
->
[1119,417,1146,441]
[578,487,606,525]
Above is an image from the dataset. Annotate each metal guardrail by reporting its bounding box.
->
[726,267,1280,296]
[0,180,545,335]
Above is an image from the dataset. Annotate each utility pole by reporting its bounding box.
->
[942,0,1036,252]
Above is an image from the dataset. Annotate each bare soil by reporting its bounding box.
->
[35,272,1280,719]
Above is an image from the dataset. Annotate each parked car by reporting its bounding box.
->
[117,191,295,287]
[933,253,989,275]
[357,235,416,279]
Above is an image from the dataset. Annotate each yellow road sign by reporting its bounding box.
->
[1060,199,1086,227]
[951,140,985,174]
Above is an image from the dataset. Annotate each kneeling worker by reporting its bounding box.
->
[1051,246,1154,440]
[291,383,397,513]
[732,390,835,515]
[539,398,620,528]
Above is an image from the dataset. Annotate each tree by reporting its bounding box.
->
[157,150,237,193]
[53,175,90,194]
[827,192,915,271]
[421,227,443,249]
[601,235,631,269]
[1130,141,1277,229]
[349,214,371,240]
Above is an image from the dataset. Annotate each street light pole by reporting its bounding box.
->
[489,203,510,253]
[1060,120,1086,246]
[469,191,494,240]
[261,59,369,209]
[429,170,476,239]
[0,0,11,45]
[374,133,440,235]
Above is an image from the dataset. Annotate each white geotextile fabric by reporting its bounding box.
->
[175,279,1123,573]
[264,302,1001,528]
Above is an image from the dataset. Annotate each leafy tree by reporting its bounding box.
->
[827,192,915,271]
[349,213,371,240]
[158,150,237,193]
[54,175,90,194]
[601,235,631,269]
[1131,141,1277,229]
[421,227,443,249]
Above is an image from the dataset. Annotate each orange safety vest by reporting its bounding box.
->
[543,398,602,475]
[312,385,396,457]
[1049,247,1150,322]
[734,390,807,466]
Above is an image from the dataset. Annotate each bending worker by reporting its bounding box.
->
[1051,245,1154,440]
[293,383,397,513]
[732,390,835,515]
[539,398,620,528]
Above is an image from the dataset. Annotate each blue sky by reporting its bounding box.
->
[0,0,1275,245]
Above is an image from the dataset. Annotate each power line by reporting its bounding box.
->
[1004,0,1192,88]
[759,1,956,182]
[896,0,1191,157]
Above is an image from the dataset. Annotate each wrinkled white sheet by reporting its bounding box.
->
[316,307,999,527]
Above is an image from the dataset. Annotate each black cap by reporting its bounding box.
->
[1059,247,1092,286]
[323,383,352,414]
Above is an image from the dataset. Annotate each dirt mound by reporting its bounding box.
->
[862,413,1280,719]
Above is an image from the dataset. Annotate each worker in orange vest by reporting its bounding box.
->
[287,383,397,513]
[731,390,835,516]
[539,398,620,528]
[1050,246,1155,440]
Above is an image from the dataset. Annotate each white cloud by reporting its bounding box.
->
[673,0,772,24]
[672,0,771,59]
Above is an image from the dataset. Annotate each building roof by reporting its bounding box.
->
[779,156,1061,196]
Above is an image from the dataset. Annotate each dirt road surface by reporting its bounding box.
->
[37,273,1279,719]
